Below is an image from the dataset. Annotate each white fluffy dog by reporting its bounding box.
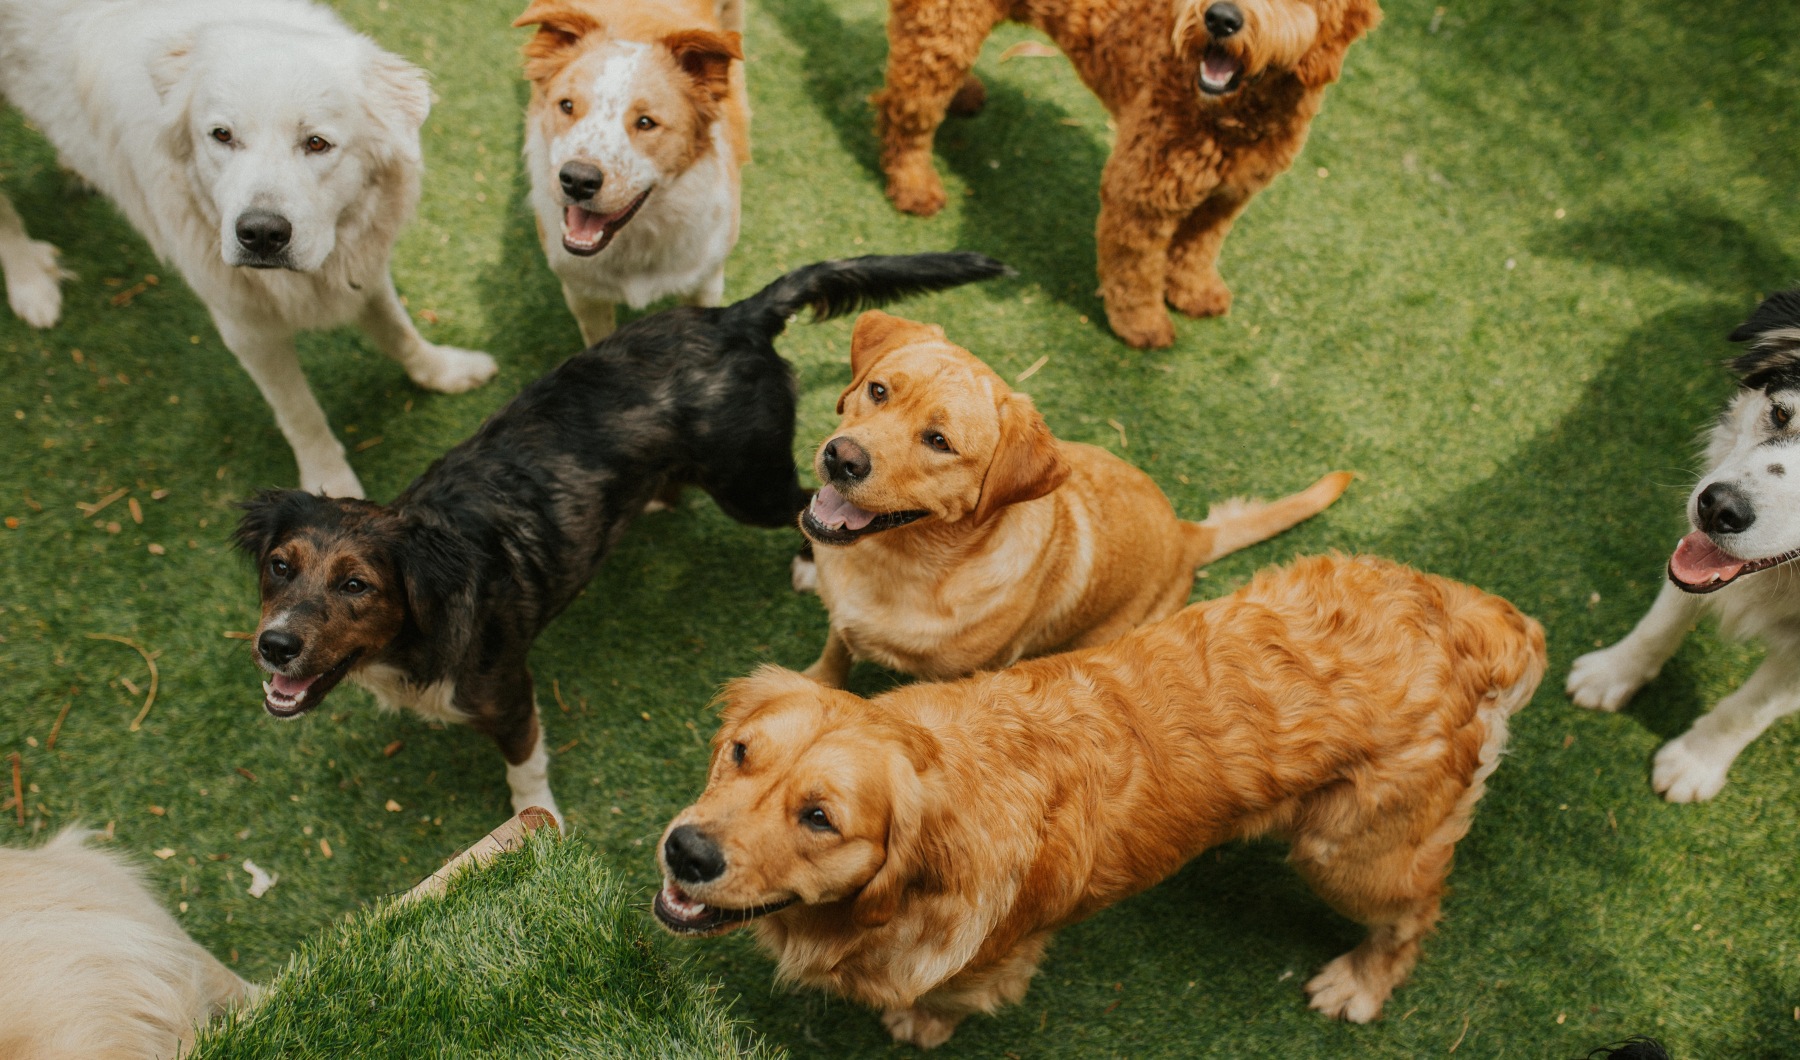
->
[0,0,497,498]
[0,828,257,1060]
[1570,289,1800,802]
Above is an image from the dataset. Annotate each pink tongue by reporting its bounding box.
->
[1203,53,1239,81]
[271,673,319,696]
[813,484,877,531]
[1669,531,1746,586]
[563,205,608,241]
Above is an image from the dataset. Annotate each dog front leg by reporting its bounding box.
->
[884,931,1049,1047]
[1566,581,1703,713]
[1165,188,1251,319]
[803,630,855,688]
[1652,651,1800,803]
[1095,189,1182,349]
[0,191,67,328]
[475,676,563,825]
[561,283,618,347]
[358,273,498,394]
[212,315,362,498]
[874,0,1003,216]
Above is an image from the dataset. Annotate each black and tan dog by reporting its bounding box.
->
[234,253,1008,821]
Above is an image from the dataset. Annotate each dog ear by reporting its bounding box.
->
[395,519,470,640]
[514,0,604,82]
[851,727,939,929]
[1729,288,1800,390]
[837,311,945,413]
[149,37,197,162]
[362,49,433,147]
[234,489,324,562]
[663,29,742,106]
[972,393,1070,523]
[1295,0,1381,88]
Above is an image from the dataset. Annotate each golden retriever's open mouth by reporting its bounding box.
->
[561,190,651,257]
[654,880,795,936]
[261,651,359,718]
[1668,530,1800,594]
[1198,45,1244,95]
[800,484,930,545]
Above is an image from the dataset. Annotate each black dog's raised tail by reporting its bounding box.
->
[729,253,1011,336]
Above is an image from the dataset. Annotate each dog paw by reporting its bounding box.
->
[885,159,948,217]
[408,345,499,394]
[4,238,68,328]
[1166,271,1233,319]
[301,458,365,500]
[882,1007,961,1049]
[947,74,988,116]
[1566,646,1653,713]
[790,554,818,594]
[1104,302,1176,349]
[1304,954,1387,1024]
[1652,733,1733,803]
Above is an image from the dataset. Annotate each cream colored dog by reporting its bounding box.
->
[795,310,1351,683]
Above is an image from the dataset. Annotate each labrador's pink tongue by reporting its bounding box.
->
[271,673,318,696]
[564,205,607,241]
[1669,531,1746,587]
[812,484,877,531]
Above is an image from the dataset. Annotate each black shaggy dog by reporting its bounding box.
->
[234,253,1009,821]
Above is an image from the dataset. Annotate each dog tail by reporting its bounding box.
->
[1180,470,1354,568]
[726,252,1011,337]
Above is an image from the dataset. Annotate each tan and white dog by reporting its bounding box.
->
[0,0,498,498]
[515,0,750,347]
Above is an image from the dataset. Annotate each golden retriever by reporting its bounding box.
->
[794,309,1351,685]
[657,554,1546,1047]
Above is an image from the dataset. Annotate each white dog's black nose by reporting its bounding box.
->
[822,437,871,483]
[1204,2,1244,37]
[1697,482,1756,535]
[235,210,291,256]
[559,161,603,202]
[664,825,726,884]
[258,629,303,667]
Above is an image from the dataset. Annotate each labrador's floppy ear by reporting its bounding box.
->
[850,722,940,929]
[971,393,1069,523]
[514,0,604,82]
[836,311,945,413]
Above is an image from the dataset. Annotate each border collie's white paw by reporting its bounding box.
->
[3,239,68,328]
[409,345,498,394]
[791,554,819,594]
[1652,734,1733,803]
[1566,645,1654,712]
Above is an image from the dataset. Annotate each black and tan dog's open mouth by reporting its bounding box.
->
[800,484,929,545]
[654,881,795,936]
[1667,530,1800,594]
[1198,45,1244,95]
[261,651,358,718]
[562,189,651,256]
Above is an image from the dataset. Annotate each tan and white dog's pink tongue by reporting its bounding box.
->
[811,484,877,531]
[271,673,318,696]
[1670,531,1746,588]
[564,205,609,243]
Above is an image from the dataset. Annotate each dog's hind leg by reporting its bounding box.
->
[873,0,1006,216]
[0,190,67,329]
[359,273,498,394]
[213,317,363,498]
[1567,581,1704,713]
[1652,650,1800,803]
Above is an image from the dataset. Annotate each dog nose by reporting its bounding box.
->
[258,629,303,667]
[1203,1,1244,37]
[235,210,292,256]
[559,161,603,202]
[664,825,726,884]
[1697,482,1756,535]
[822,437,872,483]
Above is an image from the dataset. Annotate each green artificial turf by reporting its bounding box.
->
[3,0,1798,1055]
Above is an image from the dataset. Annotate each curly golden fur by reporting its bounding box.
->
[658,554,1546,1047]
[875,0,1381,348]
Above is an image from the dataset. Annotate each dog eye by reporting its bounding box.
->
[924,431,953,453]
[799,806,834,832]
[340,577,369,595]
[304,135,332,155]
[210,127,234,145]
[732,741,747,765]
[867,381,887,403]
[269,558,291,578]
[1774,404,1793,430]
[635,115,658,130]
[558,99,574,115]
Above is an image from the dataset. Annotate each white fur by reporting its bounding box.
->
[504,723,563,825]
[525,47,741,346]
[1569,384,1800,802]
[0,0,497,497]
[0,828,258,1060]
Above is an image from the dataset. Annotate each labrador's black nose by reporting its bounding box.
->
[822,437,872,483]
[559,161,603,202]
[235,210,292,256]
[258,629,303,667]
[664,825,726,884]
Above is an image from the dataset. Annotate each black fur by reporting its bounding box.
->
[1728,287,1800,392]
[1579,1037,1671,1060]
[235,252,1007,766]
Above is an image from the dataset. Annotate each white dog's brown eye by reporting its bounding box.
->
[558,98,574,115]
[800,806,833,831]
[925,431,952,453]
[304,135,332,155]
[210,127,233,144]
[732,741,746,765]
[635,115,657,130]
[340,577,368,595]
[1774,404,1793,430]
[868,381,887,403]
[269,557,291,578]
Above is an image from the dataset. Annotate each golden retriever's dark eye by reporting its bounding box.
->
[635,115,657,130]
[799,806,834,832]
[304,135,332,155]
[269,557,291,578]
[924,431,953,453]
[732,741,746,766]
[558,99,574,115]
[210,127,234,144]
[1774,404,1793,430]
[868,381,887,404]
[340,577,369,595]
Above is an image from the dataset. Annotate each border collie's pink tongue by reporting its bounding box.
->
[564,205,608,244]
[1669,531,1746,588]
[810,485,877,531]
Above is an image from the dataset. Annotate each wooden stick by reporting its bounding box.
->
[397,807,558,905]
[8,753,22,828]
[46,685,78,750]
[85,633,159,731]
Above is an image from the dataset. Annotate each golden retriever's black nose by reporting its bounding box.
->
[559,161,603,202]
[258,629,303,667]
[1697,482,1755,535]
[1203,2,1243,37]
[822,437,871,483]
[665,825,726,884]
[235,210,291,255]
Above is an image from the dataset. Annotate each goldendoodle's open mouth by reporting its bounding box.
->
[653,881,795,936]
[1667,530,1800,594]
[261,651,358,718]
[562,189,651,256]
[800,484,929,545]
[1198,45,1244,95]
